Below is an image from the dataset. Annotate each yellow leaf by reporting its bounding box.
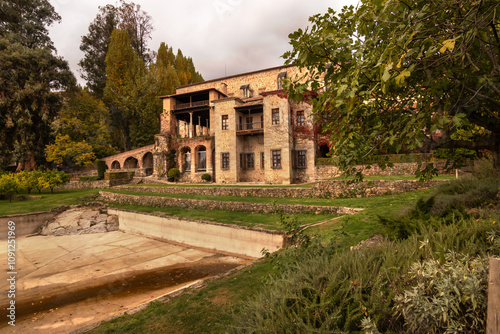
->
[440,39,456,53]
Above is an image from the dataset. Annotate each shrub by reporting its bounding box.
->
[96,160,106,180]
[0,173,22,202]
[394,252,488,334]
[44,170,71,194]
[201,173,211,182]
[231,216,500,334]
[167,168,180,182]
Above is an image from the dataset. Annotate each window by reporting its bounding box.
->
[221,115,228,130]
[185,152,191,172]
[240,153,255,170]
[272,150,281,169]
[260,152,264,169]
[277,71,287,90]
[293,150,307,168]
[221,153,230,170]
[296,110,305,127]
[197,149,206,171]
[272,108,279,125]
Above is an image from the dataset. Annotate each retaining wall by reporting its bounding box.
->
[117,179,444,199]
[0,211,58,239]
[99,191,361,215]
[315,161,450,180]
[108,209,286,258]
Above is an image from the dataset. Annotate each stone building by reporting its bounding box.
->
[153,65,330,184]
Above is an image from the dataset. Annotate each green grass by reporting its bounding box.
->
[330,174,456,181]
[109,203,336,231]
[91,188,438,334]
[129,182,314,188]
[0,189,101,216]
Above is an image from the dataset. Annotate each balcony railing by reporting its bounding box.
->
[174,100,209,110]
[237,122,264,131]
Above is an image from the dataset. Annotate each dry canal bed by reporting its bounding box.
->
[0,231,249,333]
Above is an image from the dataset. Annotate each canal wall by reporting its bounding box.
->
[108,208,286,258]
[0,211,58,239]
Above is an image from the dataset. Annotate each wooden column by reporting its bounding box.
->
[488,257,500,334]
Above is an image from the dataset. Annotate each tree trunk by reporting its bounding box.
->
[16,152,36,171]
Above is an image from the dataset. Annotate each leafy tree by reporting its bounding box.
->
[44,169,70,194]
[284,0,500,180]
[0,0,59,49]
[0,0,75,171]
[54,87,117,158]
[79,1,152,98]
[15,170,36,194]
[0,173,21,202]
[31,170,46,194]
[103,28,143,151]
[78,4,119,99]
[45,134,96,167]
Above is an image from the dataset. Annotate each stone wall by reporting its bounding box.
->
[117,179,444,199]
[0,211,59,239]
[99,191,361,215]
[315,162,450,180]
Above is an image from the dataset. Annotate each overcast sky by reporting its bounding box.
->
[48,0,359,86]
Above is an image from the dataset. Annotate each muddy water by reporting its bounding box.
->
[0,254,248,333]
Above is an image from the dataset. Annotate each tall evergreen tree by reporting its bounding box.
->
[103,28,142,151]
[79,1,152,98]
[0,0,75,170]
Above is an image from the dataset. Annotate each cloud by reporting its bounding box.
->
[48,0,359,85]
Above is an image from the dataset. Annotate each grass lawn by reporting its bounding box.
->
[0,189,101,216]
[330,174,456,181]
[128,183,315,188]
[109,203,336,231]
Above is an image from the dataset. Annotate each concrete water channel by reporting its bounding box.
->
[0,209,286,333]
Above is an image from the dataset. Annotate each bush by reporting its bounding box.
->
[201,173,211,182]
[96,160,106,180]
[0,173,21,202]
[167,168,180,182]
[394,252,488,334]
[231,212,500,333]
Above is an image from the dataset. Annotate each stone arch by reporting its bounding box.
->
[180,146,191,172]
[124,156,139,169]
[195,145,207,172]
[111,160,121,169]
[142,152,153,176]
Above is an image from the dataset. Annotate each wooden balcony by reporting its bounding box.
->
[237,122,264,135]
[174,100,209,110]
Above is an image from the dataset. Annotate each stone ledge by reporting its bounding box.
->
[99,191,361,215]
[116,179,446,199]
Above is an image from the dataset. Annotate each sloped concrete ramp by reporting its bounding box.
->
[0,231,248,333]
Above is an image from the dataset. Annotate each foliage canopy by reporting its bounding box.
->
[284,0,500,179]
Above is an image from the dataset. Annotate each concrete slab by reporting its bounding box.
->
[0,231,248,333]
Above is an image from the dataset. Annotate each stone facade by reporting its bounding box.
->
[156,65,323,184]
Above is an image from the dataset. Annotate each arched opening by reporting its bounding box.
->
[195,145,206,172]
[124,157,138,169]
[318,144,330,158]
[142,152,153,176]
[111,160,121,169]
[180,147,191,172]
